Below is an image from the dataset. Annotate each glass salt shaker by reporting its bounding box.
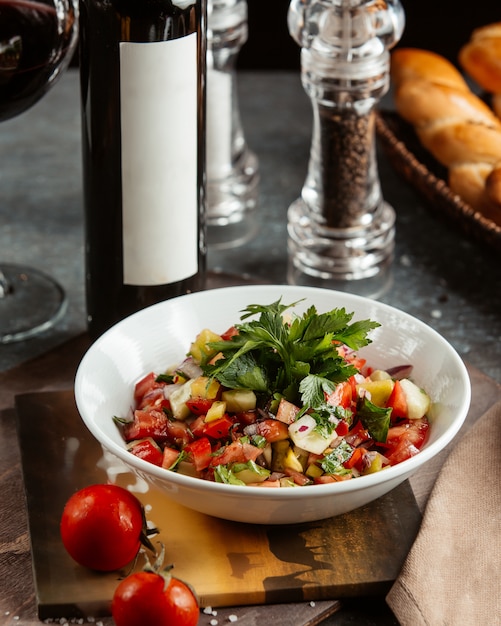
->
[206,0,259,249]
[287,0,405,297]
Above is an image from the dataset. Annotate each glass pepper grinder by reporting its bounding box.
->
[206,0,260,249]
[287,0,405,296]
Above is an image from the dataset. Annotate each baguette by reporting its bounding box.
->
[459,23,501,118]
[391,47,501,221]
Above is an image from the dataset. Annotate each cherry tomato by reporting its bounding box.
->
[60,484,147,571]
[112,570,199,626]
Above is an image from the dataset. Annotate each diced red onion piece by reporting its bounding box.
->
[163,384,182,399]
[386,364,413,379]
[177,357,203,379]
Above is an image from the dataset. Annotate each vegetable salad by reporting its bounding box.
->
[115,299,431,487]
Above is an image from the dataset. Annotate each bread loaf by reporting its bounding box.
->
[391,47,501,221]
[459,23,501,118]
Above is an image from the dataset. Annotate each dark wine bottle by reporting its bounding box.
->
[79,0,207,339]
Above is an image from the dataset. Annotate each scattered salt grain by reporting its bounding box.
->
[203,607,213,615]
[228,615,238,622]
[431,309,442,319]
[210,620,218,626]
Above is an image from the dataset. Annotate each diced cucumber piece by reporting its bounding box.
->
[232,461,270,484]
[369,369,392,381]
[288,415,332,455]
[169,379,195,420]
[221,388,257,412]
[399,378,431,419]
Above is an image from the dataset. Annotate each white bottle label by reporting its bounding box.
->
[120,35,199,286]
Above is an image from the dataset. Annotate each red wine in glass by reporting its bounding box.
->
[0,0,78,342]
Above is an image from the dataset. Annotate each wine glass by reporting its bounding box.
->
[0,0,78,343]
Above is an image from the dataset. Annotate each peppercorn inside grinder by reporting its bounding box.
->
[287,0,405,296]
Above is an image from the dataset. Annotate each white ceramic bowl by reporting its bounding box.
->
[75,285,471,525]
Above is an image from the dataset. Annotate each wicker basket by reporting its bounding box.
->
[376,110,501,253]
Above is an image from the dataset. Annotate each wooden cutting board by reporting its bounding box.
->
[15,389,422,622]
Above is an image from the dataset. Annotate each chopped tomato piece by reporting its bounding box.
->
[210,440,262,466]
[335,420,350,436]
[163,417,194,448]
[343,446,366,471]
[386,418,429,446]
[314,475,336,484]
[134,372,161,404]
[307,452,323,466]
[384,418,429,465]
[336,346,366,371]
[326,380,353,408]
[348,375,358,398]
[284,468,311,486]
[184,437,213,471]
[275,398,300,424]
[220,326,239,341]
[122,409,171,443]
[235,410,258,426]
[348,356,366,371]
[386,379,408,420]
[253,479,281,488]
[203,415,235,439]
[256,419,289,442]
[128,438,163,466]
[136,386,167,410]
[162,446,180,469]
[123,409,194,448]
[385,438,419,465]
[185,397,214,416]
[189,415,207,437]
[314,474,352,483]
[344,420,372,447]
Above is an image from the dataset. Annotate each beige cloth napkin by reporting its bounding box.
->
[387,400,501,626]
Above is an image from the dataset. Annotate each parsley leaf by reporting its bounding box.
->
[202,298,379,407]
[213,464,246,486]
[207,351,269,392]
[299,375,337,408]
[320,440,354,474]
[303,402,354,438]
[357,397,392,442]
